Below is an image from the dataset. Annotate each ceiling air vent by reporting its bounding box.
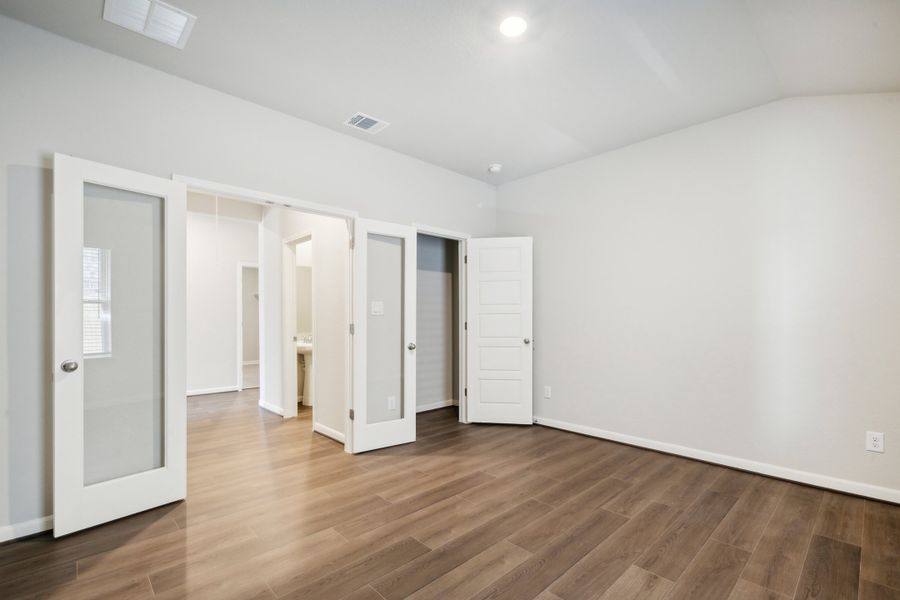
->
[103,0,197,49]
[345,112,390,135]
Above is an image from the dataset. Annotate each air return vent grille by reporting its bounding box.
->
[345,112,390,134]
[103,0,197,49]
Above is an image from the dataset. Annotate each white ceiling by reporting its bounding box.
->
[2,0,900,184]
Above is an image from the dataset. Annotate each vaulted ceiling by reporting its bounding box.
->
[2,0,899,183]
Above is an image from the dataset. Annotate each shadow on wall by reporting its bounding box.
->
[6,164,53,525]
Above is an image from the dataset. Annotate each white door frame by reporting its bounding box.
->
[412,223,469,423]
[236,261,259,391]
[282,232,313,423]
[173,175,356,450]
[54,154,187,537]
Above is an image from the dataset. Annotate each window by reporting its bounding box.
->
[83,247,111,356]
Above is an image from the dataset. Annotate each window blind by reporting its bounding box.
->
[83,247,111,355]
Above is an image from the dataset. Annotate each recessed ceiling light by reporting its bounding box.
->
[487,163,503,174]
[499,16,527,38]
[103,0,197,49]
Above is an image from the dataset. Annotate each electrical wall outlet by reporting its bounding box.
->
[866,431,884,453]
[387,395,397,410]
[544,386,552,399]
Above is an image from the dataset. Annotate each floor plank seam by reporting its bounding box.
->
[734,480,787,593]
[789,495,825,600]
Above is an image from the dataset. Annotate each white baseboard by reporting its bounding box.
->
[314,422,345,443]
[416,399,456,413]
[259,399,284,416]
[0,515,53,543]
[533,416,900,504]
[187,386,239,396]
[242,360,259,366]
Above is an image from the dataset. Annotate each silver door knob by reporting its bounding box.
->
[524,338,531,344]
[61,360,79,373]
[408,342,417,350]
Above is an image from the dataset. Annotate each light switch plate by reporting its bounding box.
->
[371,301,384,316]
[387,395,397,410]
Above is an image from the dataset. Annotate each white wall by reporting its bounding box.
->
[417,234,458,411]
[497,94,900,501]
[186,207,259,394]
[0,16,495,537]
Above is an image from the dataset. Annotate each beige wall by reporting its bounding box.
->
[497,94,900,501]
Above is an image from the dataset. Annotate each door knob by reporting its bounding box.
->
[524,338,531,344]
[408,342,417,350]
[61,360,79,373]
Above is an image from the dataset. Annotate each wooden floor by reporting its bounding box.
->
[2,390,899,599]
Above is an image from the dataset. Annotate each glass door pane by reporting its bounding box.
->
[82,183,164,485]
[366,233,405,424]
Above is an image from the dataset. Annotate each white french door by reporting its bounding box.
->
[466,237,533,424]
[351,219,417,453]
[53,154,186,537]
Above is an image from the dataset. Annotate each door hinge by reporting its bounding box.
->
[464,321,467,331]
[350,237,355,250]
[349,323,355,335]
[464,255,468,264]
[464,387,467,397]
[349,408,355,420]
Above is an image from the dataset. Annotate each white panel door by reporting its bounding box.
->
[466,237,533,424]
[53,154,186,537]
[351,219,417,452]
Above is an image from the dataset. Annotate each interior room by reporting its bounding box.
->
[185,192,261,397]
[1,1,899,599]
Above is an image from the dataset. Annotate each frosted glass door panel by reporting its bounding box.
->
[83,183,164,486]
[366,233,405,424]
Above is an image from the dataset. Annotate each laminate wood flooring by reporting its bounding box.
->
[0,390,897,599]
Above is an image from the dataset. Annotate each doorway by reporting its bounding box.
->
[283,234,313,419]
[415,233,462,416]
[238,264,260,390]
[185,192,262,397]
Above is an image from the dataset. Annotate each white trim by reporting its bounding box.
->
[533,416,900,504]
[187,386,239,396]
[242,360,259,366]
[457,240,467,424]
[344,218,354,453]
[416,399,456,413]
[173,175,358,220]
[0,516,53,543]
[412,223,471,240]
[314,422,346,443]
[259,399,284,416]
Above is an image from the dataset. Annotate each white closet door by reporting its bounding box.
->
[53,154,186,537]
[466,237,533,424]
[351,219,417,452]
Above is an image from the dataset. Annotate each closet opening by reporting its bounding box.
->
[415,232,464,420]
